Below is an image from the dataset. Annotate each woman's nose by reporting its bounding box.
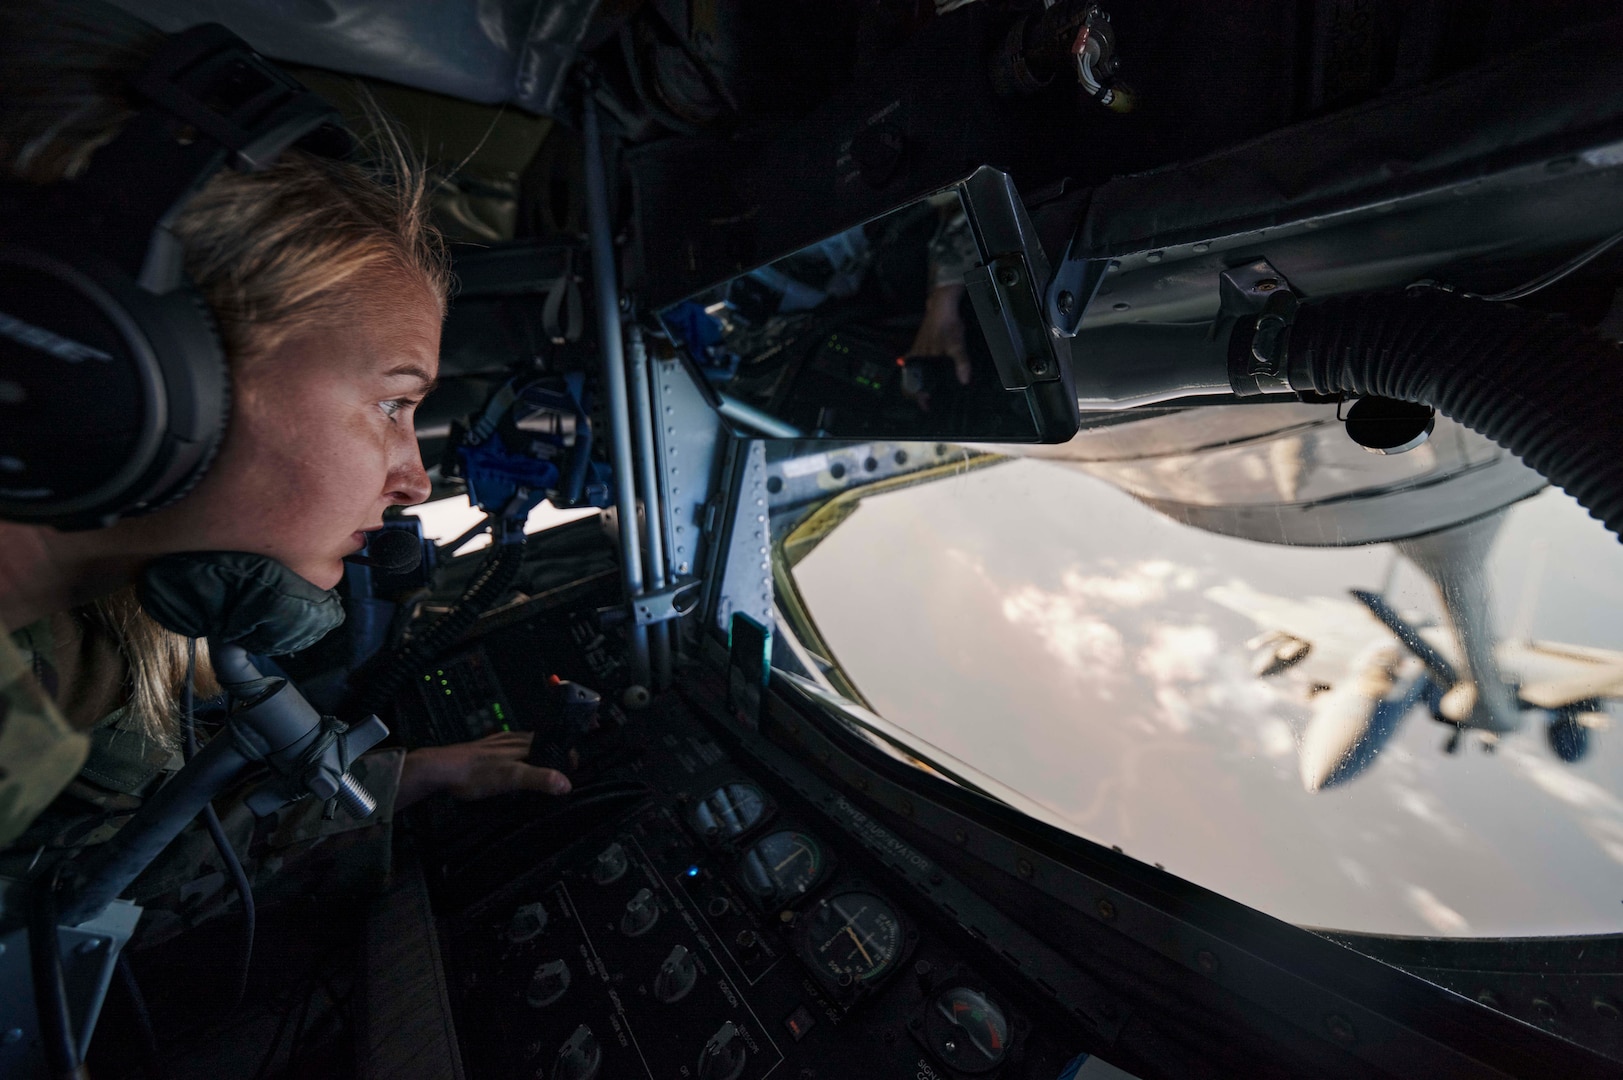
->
[386,446,433,506]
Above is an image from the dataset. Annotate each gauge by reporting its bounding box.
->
[924,987,1010,1074]
[798,890,904,988]
[691,782,768,840]
[737,830,827,905]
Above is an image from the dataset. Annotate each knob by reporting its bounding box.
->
[592,841,629,884]
[505,902,549,944]
[621,887,660,936]
[552,1024,602,1080]
[697,1020,747,1080]
[653,944,698,1004]
[527,958,571,1008]
[734,929,762,961]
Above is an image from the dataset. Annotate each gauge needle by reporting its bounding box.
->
[774,845,809,873]
[843,925,874,967]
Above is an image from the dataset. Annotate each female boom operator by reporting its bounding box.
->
[0,0,570,939]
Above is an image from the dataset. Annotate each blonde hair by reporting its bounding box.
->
[3,0,450,739]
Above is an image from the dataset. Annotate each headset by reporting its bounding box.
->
[0,23,351,530]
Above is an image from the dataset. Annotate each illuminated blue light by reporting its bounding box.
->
[686,865,700,877]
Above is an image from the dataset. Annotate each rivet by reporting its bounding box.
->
[1533,996,1559,1021]
[1056,290,1074,314]
[1145,250,1163,263]
[1192,242,1210,253]
[1112,302,1130,312]
[1016,858,1034,879]
[1325,1014,1355,1044]
[1592,997,1620,1020]
[1095,898,1116,921]
[1196,950,1219,974]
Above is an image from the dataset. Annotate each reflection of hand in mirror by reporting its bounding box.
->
[906,283,972,388]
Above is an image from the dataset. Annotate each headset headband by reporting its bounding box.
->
[0,24,353,530]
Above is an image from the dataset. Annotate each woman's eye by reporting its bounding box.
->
[380,398,414,421]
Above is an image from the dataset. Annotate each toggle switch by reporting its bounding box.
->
[653,944,699,1004]
[526,958,571,1008]
[621,887,660,936]
[592,841,629,885]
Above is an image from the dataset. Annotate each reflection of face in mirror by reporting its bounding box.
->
[659,190,1040,440]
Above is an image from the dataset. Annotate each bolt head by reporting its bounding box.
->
[998,266,1020,287]
[1056,290,1075,314]
[1254,278,1279,292]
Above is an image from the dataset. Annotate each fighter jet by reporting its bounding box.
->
[1208,511,1623,791]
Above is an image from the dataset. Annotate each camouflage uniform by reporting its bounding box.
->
[0,618,90,850]
[1,614,405,947]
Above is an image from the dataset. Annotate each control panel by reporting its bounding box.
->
[437,704,1078,1080]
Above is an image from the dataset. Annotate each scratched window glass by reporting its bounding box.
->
[784,406,1623,936]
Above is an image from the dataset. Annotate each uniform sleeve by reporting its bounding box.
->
[128,748,407,947]
[0,624,91,850]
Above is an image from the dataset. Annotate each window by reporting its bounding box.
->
[780,426,1623,938]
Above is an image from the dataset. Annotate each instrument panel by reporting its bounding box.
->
[432,687,1076,1080]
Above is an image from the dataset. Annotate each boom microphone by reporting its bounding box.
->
[345,528,424,574]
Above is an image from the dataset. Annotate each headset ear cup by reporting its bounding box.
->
[0,246,229,529]
[136,281,231,515]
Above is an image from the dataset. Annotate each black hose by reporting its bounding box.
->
[30,862,89,1080]
[1264,289,1623,538]
[182,640,255,1009]
[346,537,527,721]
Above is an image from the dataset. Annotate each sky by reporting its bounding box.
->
[792,458,1623,937]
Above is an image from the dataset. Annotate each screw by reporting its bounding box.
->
[1112,301,1130,312]
[1096,898,1117,921]
[1145,251,1163,263]
[998,266,1020,287]
[1029,357,1051,375]
[1196,950,1219,974]
[1325,1014,1356,1044]
[952,830,967,845]
[1533,996,1559,1021]
[1056,290,1075,315]
[1016,858,1034,879]
[1254,278,1279,292]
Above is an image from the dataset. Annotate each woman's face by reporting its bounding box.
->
[128,273,440,589]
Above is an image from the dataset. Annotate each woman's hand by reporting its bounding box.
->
[397,731,572,810]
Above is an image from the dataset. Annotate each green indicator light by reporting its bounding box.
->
[499,723,511,732]
[444,689,452,696]
[436,670,444,676]
[440,679,448,686]
[423,674,431,681]
[493,703,505,720]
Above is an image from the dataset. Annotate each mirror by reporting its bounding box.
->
[655,167,1078,443]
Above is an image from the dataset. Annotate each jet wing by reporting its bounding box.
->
[1507,641,1623,709]
[1206,581,1387,680]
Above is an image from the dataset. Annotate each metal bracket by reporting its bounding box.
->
[1220,258,1298,395]
[631,578,704,627]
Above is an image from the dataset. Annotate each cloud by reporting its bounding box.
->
[1000,584,1126,676]
[1505,746,1623,866]
[1058,560,1198,609]
[1336,856,1373,892]
[1404,885,1471,936]
[1138,624,1220,683]
[1259,719,1297,759]
[1389,784,1467,844]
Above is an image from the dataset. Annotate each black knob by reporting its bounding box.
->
[527,959,571,1008]
[697,1021,747,1080]
[553,1024,601,1080]
[653,944,699,1004]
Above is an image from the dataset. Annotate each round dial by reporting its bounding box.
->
[691,782,767,840]
[800,891,903,986]
[738,830,826,905]
[925,987,1010,1073]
